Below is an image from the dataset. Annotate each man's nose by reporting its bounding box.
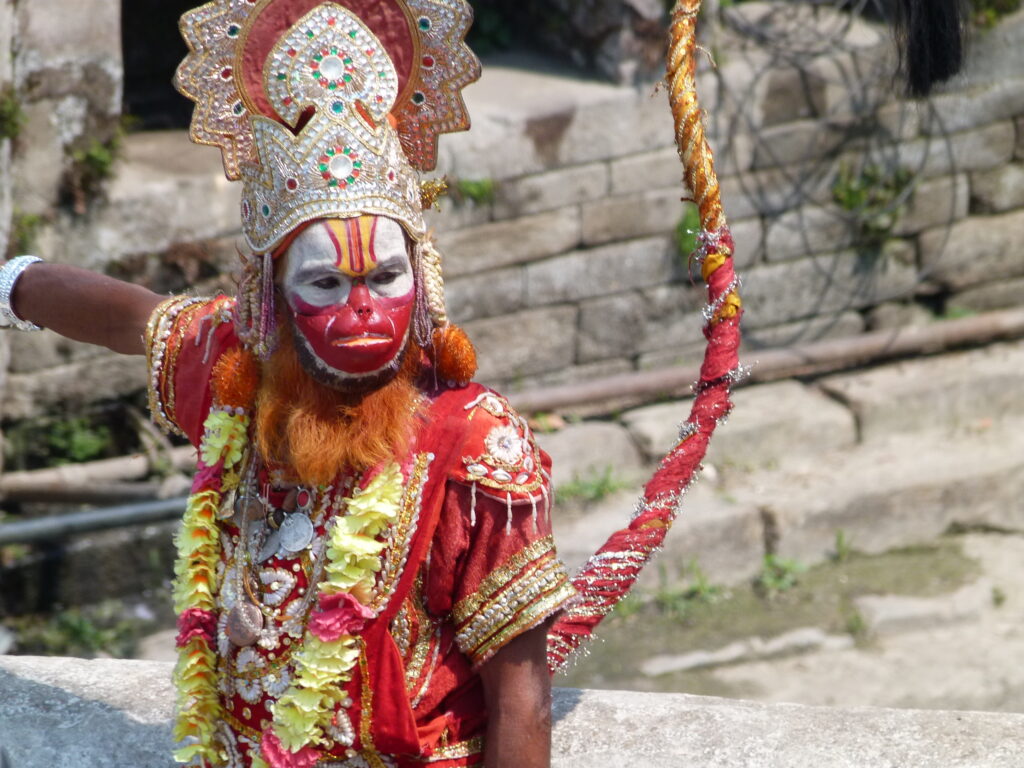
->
[348,281,374,318]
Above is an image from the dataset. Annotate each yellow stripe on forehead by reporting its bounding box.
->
[323,216,379,276]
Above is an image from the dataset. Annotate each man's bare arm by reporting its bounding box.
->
[479,621,553,768]
[10,263,165,355]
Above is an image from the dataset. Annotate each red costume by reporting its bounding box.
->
[149,296,575,766]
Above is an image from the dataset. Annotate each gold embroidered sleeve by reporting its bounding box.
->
[452,535,576,667]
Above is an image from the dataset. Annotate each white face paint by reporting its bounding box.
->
[278,217,417,390]
[281,217,413,314]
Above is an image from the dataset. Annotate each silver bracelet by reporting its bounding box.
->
[0,256,44,331]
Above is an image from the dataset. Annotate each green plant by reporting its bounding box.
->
[66,130,124,214]
[831,530,853,563]
[555,466,630,506]
[6,600,155,658]
[992,586,1007,608]
[754,554,806,597]
[674,203,702,265]
[453,178,496,206]
[832,162,912,247]
[8,211,44,257]
[971,0,1022,28]
[6,414,117,469]
[47,417,114,463]
[0,87,25,140]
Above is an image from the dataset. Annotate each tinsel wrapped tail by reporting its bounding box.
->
[546,0,743,674]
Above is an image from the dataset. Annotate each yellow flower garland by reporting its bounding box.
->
[173,406,249,767]
[172,404,406,765]
[272,462,404,754]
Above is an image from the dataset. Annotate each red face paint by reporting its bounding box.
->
[281,216,415,382]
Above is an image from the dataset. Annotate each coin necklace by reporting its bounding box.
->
[225,459,266,648]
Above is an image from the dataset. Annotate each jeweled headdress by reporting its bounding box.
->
[175,0,481,361]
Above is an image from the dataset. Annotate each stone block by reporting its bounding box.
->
[970,162,1024,214]
[466,305,578,383]
[499,358,635,395]
[525,236,678,308]
[11,100,65,217]
[43,132,244,270]
[889,121,1016,180]
[733,421,1024,567]
[552,482,765,588]
[494,163,609,220]
[580,188,686,247]
[923,79,1024,136]
[537,420,644,490]
[740,242,918,330]
[621,380,856,468]
[856,580,992,636]
[742,311,865,350]
[16,0,121,72]
[752,120,846,171]
[440,207,581,279]
[610,147,683,196]
[2,353,147,420]
[438,60,675,179]
[763,205,857,263]
[820,340,1024,442]
[636,342,708,373]
[426,196,493,234]
[948,277,1024,314]
[761,66,828,127]
[7,657,1024,768]
[892,174,969,236]
[729,217,765,271]
[864,301,933,332]
[576,284,705,364]
[445,267,525,324]
[561,85,676,167]
[919,209,1024,291]
[720,163,834,221]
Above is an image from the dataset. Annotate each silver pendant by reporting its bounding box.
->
[279,513,315,554]
[234,492,265,522]
[225,602,264,647]
[258,527,283,563]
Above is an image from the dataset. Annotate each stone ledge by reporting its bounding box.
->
[3,656,1024,767]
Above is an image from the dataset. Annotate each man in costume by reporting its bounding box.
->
[0,2,576,766]
[0,0,966,766]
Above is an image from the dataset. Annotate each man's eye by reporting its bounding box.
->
[374,271,398,285]
[312,277,341,290]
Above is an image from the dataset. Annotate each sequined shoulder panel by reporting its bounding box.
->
[447,388,549,506]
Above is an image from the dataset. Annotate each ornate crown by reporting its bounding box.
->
[176,0,480,251]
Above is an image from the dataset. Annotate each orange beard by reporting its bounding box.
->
[255,331,422,486]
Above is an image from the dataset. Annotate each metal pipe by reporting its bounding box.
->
[506,307,1024,414]
[0,497,188,545]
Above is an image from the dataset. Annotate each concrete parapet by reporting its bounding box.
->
[3,656,1024,767]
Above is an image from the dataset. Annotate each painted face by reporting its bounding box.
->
[280,216,415,390]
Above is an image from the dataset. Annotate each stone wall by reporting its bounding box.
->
[3,3,1024,417]
[5,656,1024,767]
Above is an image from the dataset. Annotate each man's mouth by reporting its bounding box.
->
[331,333,391,348]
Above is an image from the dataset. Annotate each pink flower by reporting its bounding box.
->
[191,461,224,493]
[307,592,377,642]
[175,608,217,648]
[261,729,321,768]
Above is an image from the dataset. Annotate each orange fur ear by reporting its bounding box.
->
[211,347,261,410]
[431,324,477,386]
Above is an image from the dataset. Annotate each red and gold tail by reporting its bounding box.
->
[547,0,743,673]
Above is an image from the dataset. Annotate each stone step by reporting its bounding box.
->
[41,131,241,270]
[552,412,1024,589]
